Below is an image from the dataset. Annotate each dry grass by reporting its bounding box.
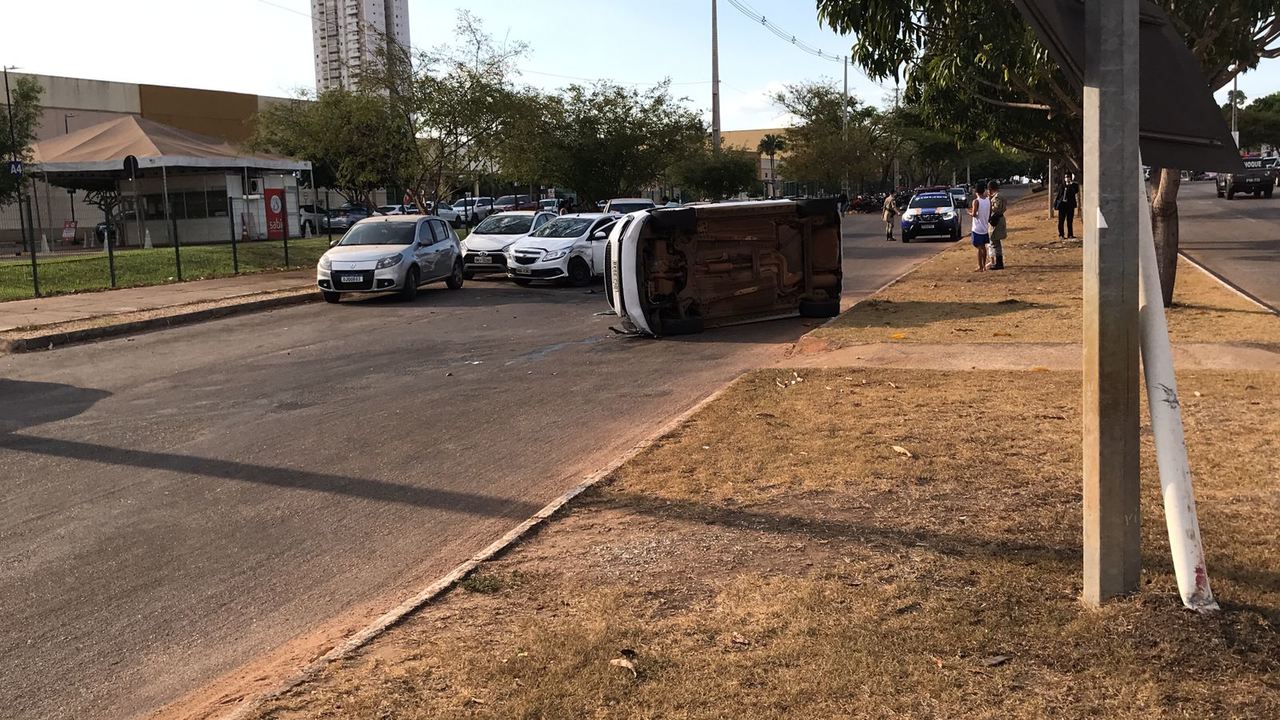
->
[252,368,1280,720]
[809,198,1280,347]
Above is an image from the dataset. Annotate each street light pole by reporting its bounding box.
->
[4,65,37,296]
[710,0,721,150]
[1081,0,1142,606]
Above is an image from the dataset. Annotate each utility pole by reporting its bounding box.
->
[1231,75,1239,148]
[1081,0,1141,606]
[711,0,721,150]
[4,66,35,294]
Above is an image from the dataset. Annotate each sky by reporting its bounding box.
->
[7,0,1278,131]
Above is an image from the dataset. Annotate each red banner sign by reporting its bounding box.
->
[264,188,287,240]
[61,220,78,241]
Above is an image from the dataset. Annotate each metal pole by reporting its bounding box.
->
[1231,75,1238,143]
[4,66,33,275]
[282,174,290,266]
[1082,0,1141,606]
[710,0,721,150]
[1048,158,1055,218]
[1135,163,1216,611]
[163,165,180,280]
[105,182,117,288]
[325,188,332,245]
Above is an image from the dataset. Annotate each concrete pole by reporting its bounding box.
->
[1081,0,1142,606]
[711,0,721,150]
[163,165,181,280]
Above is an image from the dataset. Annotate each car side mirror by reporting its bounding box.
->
[328,238,340,248]
[592,231,608,240]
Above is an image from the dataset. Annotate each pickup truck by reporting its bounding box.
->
[605,199,842,336]
[1217,158,1274,199]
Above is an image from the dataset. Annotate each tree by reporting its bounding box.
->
[757,134,787,197]
[772,82,879,193]
[532,82,704,206]
[817,0,1280,306]
[1,76,43,210]
[1226,89,1249,109]
[251,89,412,207]
[670,148,758,200]
[1232,91,1280,150]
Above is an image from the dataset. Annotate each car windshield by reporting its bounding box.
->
[494,195,516,205]
[609,202,653,214]
[530,217,593,238]
[910,196,952,209]
[474,214,534,235]
[337,222,416,246]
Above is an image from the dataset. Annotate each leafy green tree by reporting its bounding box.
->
[1,76,43,210]
[251,89,412,207]
[1233,91,1280,150]
[757,133,787,196]
[670,148,759,200]
[816,0,1280,306]
[533,82,704,206]
[773,82,879,192]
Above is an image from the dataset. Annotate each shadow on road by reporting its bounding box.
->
[0,426,542,518]
[828,299,1058,329]
[0,379,112,434]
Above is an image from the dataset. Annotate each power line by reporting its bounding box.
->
[724,0,843,63]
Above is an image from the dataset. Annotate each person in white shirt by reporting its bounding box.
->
[968,186,992,272]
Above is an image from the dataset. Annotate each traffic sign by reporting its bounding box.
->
[8,160,21,176]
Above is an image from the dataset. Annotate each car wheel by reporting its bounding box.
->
[1265,188,1274,199]
[799,298,841,318]
[399,266,419,301]
[446,260,464,290]
[462,270,475,281]
[1227,189,1235,200]
[902,233,912,243]
[321,290,341,304]
[512,278,533,287]
[567,257,593,287]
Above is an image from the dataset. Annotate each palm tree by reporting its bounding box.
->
[757,134,787,197]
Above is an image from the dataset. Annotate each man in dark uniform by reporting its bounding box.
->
[1056,172,1080,239]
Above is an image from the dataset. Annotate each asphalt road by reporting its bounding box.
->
[1177,180,1280,311]
[0,212,951,720]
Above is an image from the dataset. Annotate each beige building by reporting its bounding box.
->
[312,0,410,92]
[721,128,790,197]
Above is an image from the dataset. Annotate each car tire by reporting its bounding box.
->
[512,278,533,287]
[446,260,464,289]
[462,270,475,280]
[799,298,841,318]
[399,266,419,301]
[902,233,912,243]
[567,257,593,287]
[1266,188,1274,199]
[1227,189,1235,200]
[321,290,341,304]
[658,316,704,336]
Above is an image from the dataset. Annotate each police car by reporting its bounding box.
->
[901,191,962,242]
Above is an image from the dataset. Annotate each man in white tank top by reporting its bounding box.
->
[969,187,992,271]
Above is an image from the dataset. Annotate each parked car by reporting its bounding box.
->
[299,204,325,235]
[377,204,411,215]
[539,198,562,212]
[605,199,842,336]
[901,191,962,242]
[1217,158,1274,199]
[604,198,656,215]
[460,210,557,278]
[492,194,533,213]
[948,186,969,210]
[453,197,495,224]
[417,201,460,226]
[505,213,617,286]
[320,205,374,232]
[316,215,463,303]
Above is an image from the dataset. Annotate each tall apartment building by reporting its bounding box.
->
[312,0,410,93]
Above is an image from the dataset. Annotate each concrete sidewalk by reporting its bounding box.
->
[0,269,314,333]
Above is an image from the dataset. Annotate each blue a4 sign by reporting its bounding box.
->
[8,160,21,176]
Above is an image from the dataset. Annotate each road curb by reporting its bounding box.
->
[216,380,739,720]
[1179,251,1278,316]
[0,290,317,354]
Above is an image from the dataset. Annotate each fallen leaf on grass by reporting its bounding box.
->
[731,632,751,646]
[892,445,915,459]
[890,332,908,340]
[930,655,945,669]
[609,657,638,678]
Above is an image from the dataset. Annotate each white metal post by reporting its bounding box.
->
[711,0,721,150]
[1136,164,1218,611]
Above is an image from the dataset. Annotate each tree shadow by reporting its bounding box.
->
[830,299,1061,329]
[0,378,112,434]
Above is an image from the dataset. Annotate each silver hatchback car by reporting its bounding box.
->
[317,215,464,303]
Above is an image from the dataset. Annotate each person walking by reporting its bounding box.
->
[1056,172,1080,239]
[986,180,1007,270]
[969,184,992,271]
[882,192,901,241]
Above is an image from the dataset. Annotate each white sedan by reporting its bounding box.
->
[317,215,464,303]
[460,211,557,279]
[505,213,616,286]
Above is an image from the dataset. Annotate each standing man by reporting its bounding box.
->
[882,191,901,241]
[987,180,1007,270]
[969,184,992,271]
[1056,172,1080,239]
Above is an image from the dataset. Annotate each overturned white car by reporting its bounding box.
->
[605,200,843,336]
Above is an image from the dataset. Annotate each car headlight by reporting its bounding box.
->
[375,253,404,269]
[541,248,569,262]
[318,255,332,270]
[942,211,957,220]
[903,209,920,218]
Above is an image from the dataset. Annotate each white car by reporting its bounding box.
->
[317,215,464,303]
[606,200,843,335]
[460,211,557,279]
[453,197,495,224]
[505,213,617,286]
[604,197,656,215]
[377,204,411,215]
[427,202,461,226]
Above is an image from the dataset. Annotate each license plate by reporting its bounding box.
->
[340,274,362,283]
[512,265,531,274]
[475,254,490,264]
[919,224,935,230]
